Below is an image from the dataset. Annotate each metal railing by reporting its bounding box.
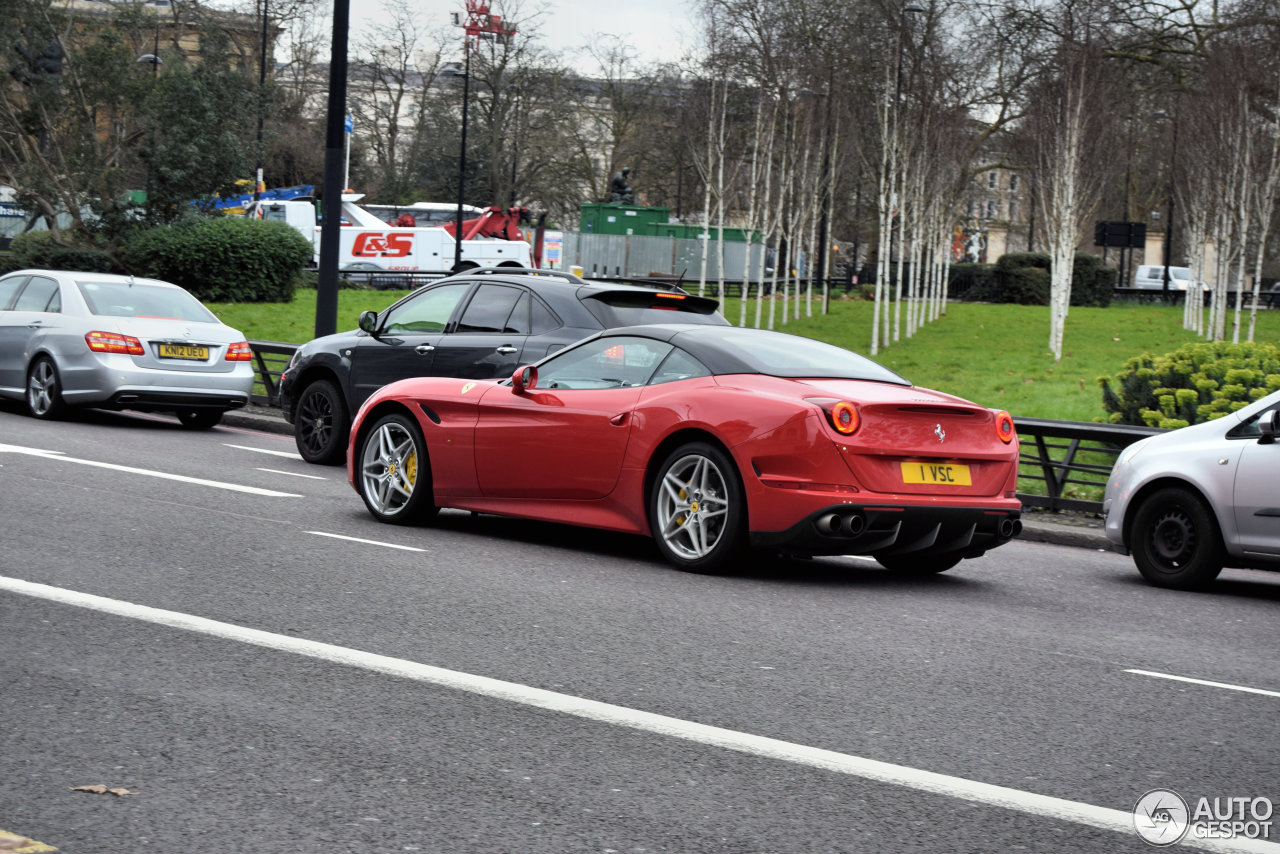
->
[1013,417,1162,513]
[245,342,1159,514]
[248,340,297,406]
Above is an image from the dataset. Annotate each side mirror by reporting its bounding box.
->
[1258,409,1278,444]
[358,310,379,334]
[511,365,537,394]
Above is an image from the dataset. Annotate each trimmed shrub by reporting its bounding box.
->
[121,217,312,302]
[8,231,113,272]
[986,252,1116,306]
[1098,341,1280,428]
[1071,253,1114,307]
[995,252,1050,304]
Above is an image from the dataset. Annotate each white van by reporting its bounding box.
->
[1133,265,1204,291]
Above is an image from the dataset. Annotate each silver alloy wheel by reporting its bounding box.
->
[360,419,419,516]
[656,452,731,560]
[28,359,58,416]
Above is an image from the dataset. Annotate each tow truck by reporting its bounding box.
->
[249,192,534,277]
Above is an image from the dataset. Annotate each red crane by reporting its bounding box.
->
[458,0,515,49]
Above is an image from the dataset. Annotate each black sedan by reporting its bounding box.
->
[280,267,727,463]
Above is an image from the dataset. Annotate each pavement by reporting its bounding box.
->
[223,403,1112,554]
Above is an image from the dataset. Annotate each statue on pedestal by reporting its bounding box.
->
[607,166,634,204]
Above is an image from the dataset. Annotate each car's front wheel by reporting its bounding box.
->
[357,412,438,525]
[650,441,746,573]
[1130,486,1224,589]
[295,379,349,465]
[27,356,67,420]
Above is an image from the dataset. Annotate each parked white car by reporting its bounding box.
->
[1131,265,1206,291]
[1103,390,1280,589]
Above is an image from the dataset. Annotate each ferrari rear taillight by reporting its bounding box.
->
[225,341,253,362]
[995,410,1015,444]
[85,330,144,356]
[807,397,860,436]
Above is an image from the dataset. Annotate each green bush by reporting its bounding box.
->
[990,252,1114,306]
[8,231,113,272]
[995,252,1051,304]
[121,217,312,302]
[1098,341,1280,428]
[1071,253,1114,307]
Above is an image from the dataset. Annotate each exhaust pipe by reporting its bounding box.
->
[843,514,866,536]
[815,513,842,535]
[999,518,1020,539]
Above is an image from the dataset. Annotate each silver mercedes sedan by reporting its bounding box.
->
[1103,389,1280,589]
[0,269,254,428]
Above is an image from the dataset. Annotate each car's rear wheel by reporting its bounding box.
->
[27,356,67,420]
[875,553,963,574]
[295,379,349,465]
[357,412,438,525]
[1130,486,1224,589]
[650,442,746,573]
[177,409,223,429]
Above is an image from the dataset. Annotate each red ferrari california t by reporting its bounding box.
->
[347,324,1021,573]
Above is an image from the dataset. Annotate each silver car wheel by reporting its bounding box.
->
[360,419,420,517]
[27,357,65,419]
[656,452,731,560]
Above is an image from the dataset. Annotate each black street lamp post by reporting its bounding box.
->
[453,49,471,269]
[254,0,269,204]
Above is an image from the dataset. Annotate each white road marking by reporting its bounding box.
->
[305,531,425,552]
[0,576,1273,853]
[1125,669,1280,699]
[0,442,300,498]
[259,468,328,480]
[224,443,303,459]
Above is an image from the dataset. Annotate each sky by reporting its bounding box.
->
[348,0,701,72]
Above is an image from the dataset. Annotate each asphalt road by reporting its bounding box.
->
[2,402,1278,854]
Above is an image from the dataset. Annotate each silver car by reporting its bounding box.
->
[0,269,254,428]
[1103,389,1280,589]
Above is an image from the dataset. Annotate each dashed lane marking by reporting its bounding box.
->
[304,531,425,551]
[1125,669,1280,699]
[258,467,328,480]
[223,443,303,459]
[0,443,300,498]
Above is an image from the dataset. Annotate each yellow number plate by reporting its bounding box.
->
[901,462,971,486]
[158,344,209,360]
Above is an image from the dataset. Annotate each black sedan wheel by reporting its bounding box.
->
[1130,487,1224,590]
[357,413,438,525]
[650,442,746,573]
[295,379,349,465]
[27,356,67,420]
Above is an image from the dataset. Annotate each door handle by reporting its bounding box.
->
[610,413,627,426]
[496,346,518,355]
[415,344,435,354]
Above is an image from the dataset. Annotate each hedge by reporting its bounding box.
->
[1098,340,1280,428]
[988,252,1113,307]
[121,217,313,302]
[7,231,113,273]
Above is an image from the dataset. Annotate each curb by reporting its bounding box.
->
[223,405,1111,552]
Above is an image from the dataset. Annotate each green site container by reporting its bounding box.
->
[579,203,670,235]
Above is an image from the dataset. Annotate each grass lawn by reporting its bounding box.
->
[207,289,1280,422]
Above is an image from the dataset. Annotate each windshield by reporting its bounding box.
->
[78,280,219,323]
